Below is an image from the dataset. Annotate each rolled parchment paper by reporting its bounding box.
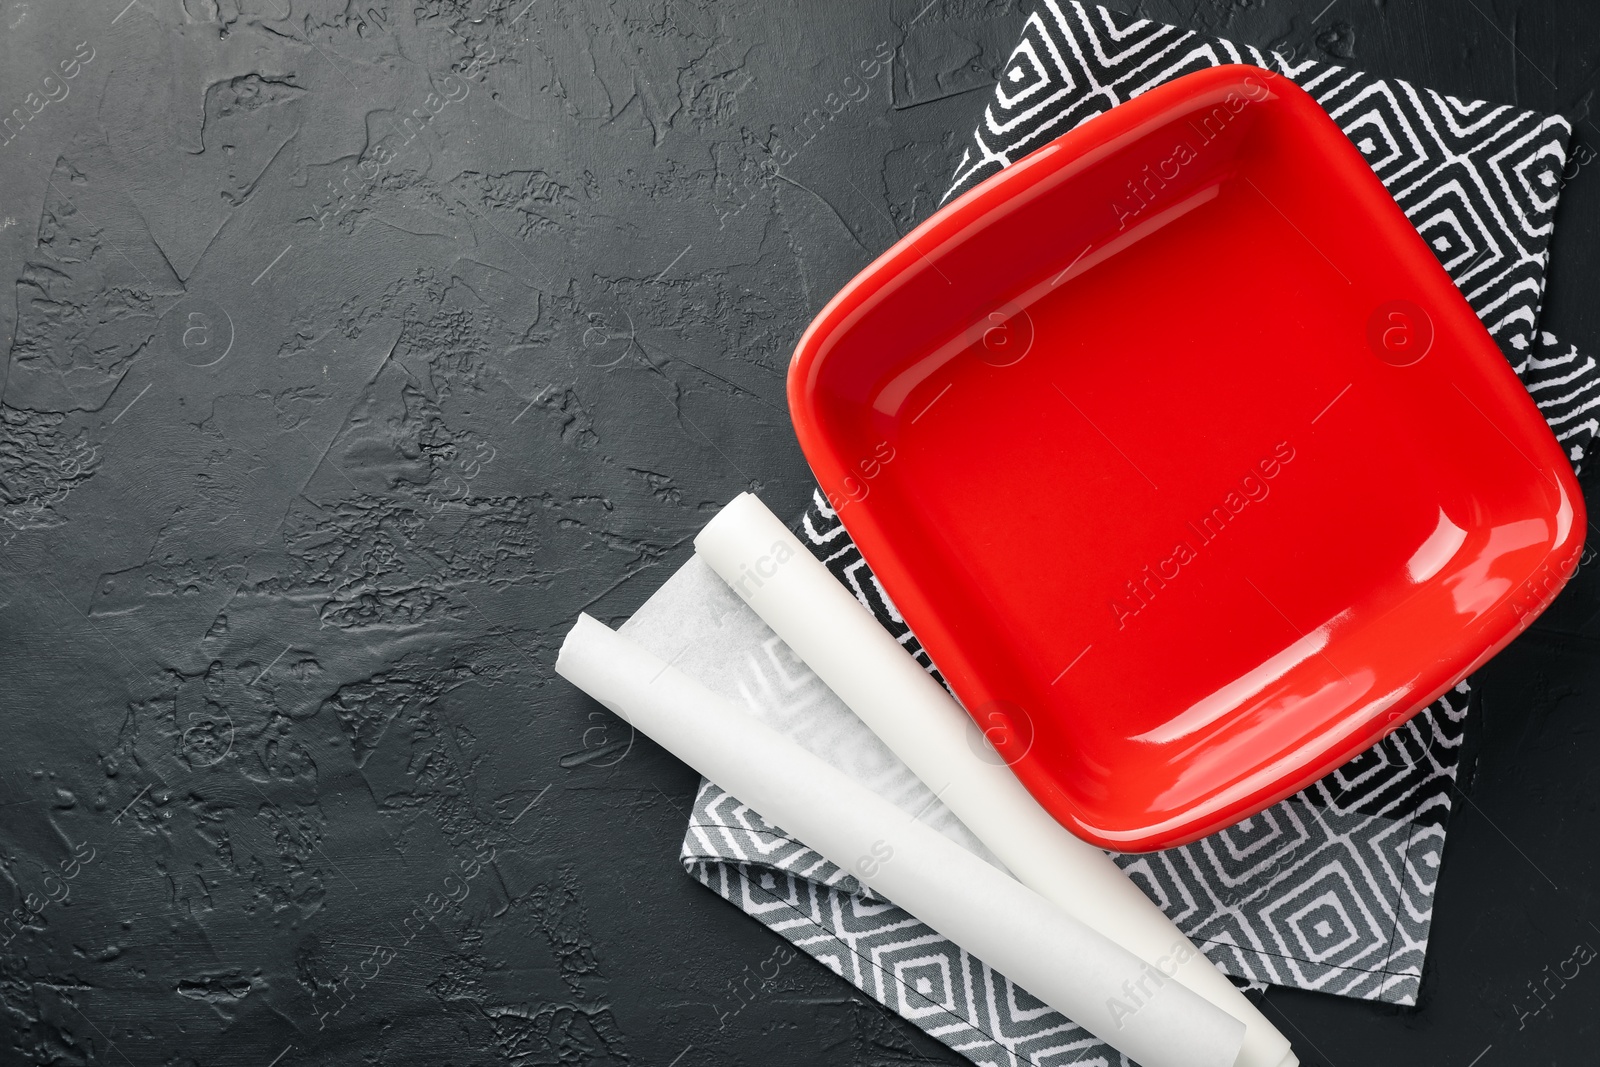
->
[557,615,1246,1067]
[695,492,1294,1067]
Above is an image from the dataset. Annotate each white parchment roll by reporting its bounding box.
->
[695,492,1294,1067]
[556,614,1245,1067]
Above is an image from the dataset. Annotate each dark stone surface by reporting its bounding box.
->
[0,1,1596,1064]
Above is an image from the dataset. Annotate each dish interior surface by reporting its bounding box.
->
[789,66,1584,850]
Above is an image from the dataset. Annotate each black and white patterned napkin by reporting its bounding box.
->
[677,3,1600,1062]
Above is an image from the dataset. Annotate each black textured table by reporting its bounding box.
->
[2,2,1597,1065]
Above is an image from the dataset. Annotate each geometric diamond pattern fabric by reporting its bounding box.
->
[684,783,1143,1067]
[1523,331,1600,466]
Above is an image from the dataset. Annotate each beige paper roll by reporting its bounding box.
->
[695,492,1294,1067]
[556,614,1246,1067]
